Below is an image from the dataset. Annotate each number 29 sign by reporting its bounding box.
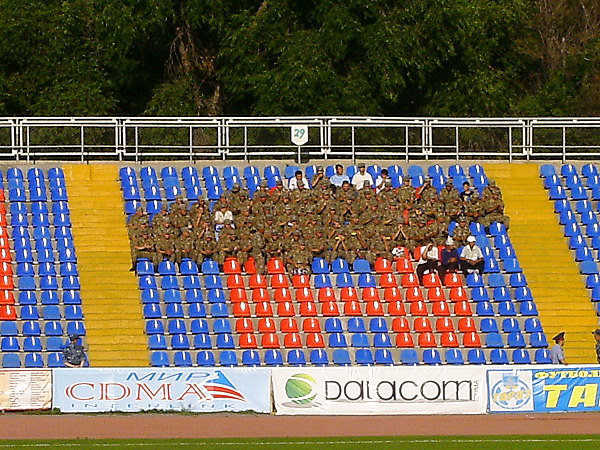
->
[291,126,309,146]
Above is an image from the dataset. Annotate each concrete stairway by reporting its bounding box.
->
[485,163,598,364]
[64,164,148,367]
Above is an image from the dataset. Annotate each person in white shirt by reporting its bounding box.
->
[416,239,439,284]
[351,163,374,191]
[288,170,310,190]
[460,235,484,274]
[374,169,390,194]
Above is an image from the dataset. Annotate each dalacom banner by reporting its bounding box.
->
[0,369,52,410]
[53,367,271,413]
[272,366,487,415]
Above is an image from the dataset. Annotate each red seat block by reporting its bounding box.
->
[396,258,414,273]
[384,287,403,302]
[0,248,10,262]
[340,287,359,302]
[280,318,299,333]
[252,288,270,303]
[454,301,473,316]
[418,332,437,348]
[458,317,477,333]
[235,318,254,333]
[300,301,318,317]
[292,274,310,288]
[303,318,321,333]
[344,301,363,316]
[405,286,424,302]
[226,274,245,289]
[321,301,340,316]
[261,333,280,348]
[255,301,273,317]
[271,273,289,288]
[392,317,410,332]
[0,305,16,320]
[444,273,463,287]
[366,301,384,316]
[277,301,296,317]
[233,301,251,318]
[410,301,428,316]
[295,287,314,302]
[239,333,258,349]
[427,287,446,302]
[422,273,442,288]
[387,300,406,316]
[0,290,14,305]
[244,257,256,274]
[258,318,276,333]
[229,288,248,303]
[318,287,337,302]
[306,333,326,348]
[0,275,13,290]
[431,301,450,316]
[401,273,419,288]
[436,317,455,332]
[449,287,468,302]
[441,331,460,348]
[267,258,285,274]
[379,273,397,288]
[463,331,482,348]
[362,287,380,301]
[413,317,432,333]
[249,274,267,289]
[274,288,293,303]
[395,332,415,348]
[374,257,393,273]
[284,333,303,348]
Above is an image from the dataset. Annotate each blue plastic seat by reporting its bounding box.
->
[60,263,78,277]
[145,320,164,335]
[519,301,538,316]
[332,349,352,366]
[242,350,261,367]
[201,259,220,275]
[476,301,494,316]
[514,287,533,301]
[400,349,419,366]
[530,332,549,348]
[1,336,20,352]
[66,321,86,336]
[490,349,509,364]
[219,350,238,367]
[43,306,62,320]
[480,318,499,333]
[167,319,186,335]
[211,303,229,319]
[507,332,526,348]
[171,334,190,350]
[488,274,506,288]
[336,273,354,288]
[325,318,343,333]
[373,349,394,365]
[213,318,232,334]
[471,287,490,302]
[174,351,193,367]
[347,318,366,333]
[161,289,181,304]
[18,276,36,291]
[314,274,332,289]
[188,303,206,318]
[485,332,504,348]
[524,318,543,333]
[24,353,44,368]
[193,334,212,350]
[139,275,157,290]
[331,258,350,274]
[498,301,517,316]
[23,336,42,352]
[311,258,330,274]
[20,291,38,305]
[373,333,392,348]
[466,273,484,288]
[353,259,371,274]
[186,288,203,303]
[141,289,160,304]
[504,258,522,273]
[62,276,80,290]
[535,349,552,364]
[166,303,185,318]
[148,335,167,350]
[309,349,329,366]
[288,349,307,366]
[329,333,348,348]
[581,260,599,275]
[467,349,486,364]
[158,261,177,275]
[493,287,511,302]
[423,349,442,365]
[357,273,376,288]
[161,275,179,290]
[370,317,388,333]
[351,333,369,348]
[22,321,41,336]
[205,275,223,289]
[502,318,521,333]
[264,349,284,366]
[180,260,199,275]
[21,305,39,320]
[445,349,464,365]
[356,349,374,366]
[190,319,209,335]
[3,354,21,368]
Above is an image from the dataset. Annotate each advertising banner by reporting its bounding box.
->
[532,366,600,412]
[272,366,487,415]
[0,369,52,410]
[53,367,270,413]
[487,368,534,413]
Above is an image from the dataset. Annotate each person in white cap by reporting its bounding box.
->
[439,236,460,280]
[460,235,484,274]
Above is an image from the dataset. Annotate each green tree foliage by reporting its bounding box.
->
[0,0,598,117]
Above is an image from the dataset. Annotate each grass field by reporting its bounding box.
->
[0,436,599,449]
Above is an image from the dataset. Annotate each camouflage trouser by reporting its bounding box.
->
[251,252,266,274]
[175,251,194,265]
[132,250,154,266]
[364,251,378,265]
[237,251,249,266]
[483,214,510,229]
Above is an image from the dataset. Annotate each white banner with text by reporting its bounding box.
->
[0,369,52,410]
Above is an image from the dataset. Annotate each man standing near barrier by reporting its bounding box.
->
[593,329,600,363]
[63,334,86,368]
[550,332,566,365]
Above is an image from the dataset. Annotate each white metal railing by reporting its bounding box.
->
[1,117,599,163]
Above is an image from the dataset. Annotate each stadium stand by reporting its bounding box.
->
[121,163,548,367]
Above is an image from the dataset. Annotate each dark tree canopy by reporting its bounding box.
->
[0,0,598,117]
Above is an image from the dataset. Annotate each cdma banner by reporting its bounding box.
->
[487,365,600,413]
[272,366,486,415]
[53,368,270,413]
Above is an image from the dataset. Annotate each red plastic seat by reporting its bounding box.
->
[0,305,16,320]
[444,273,463,287]
[0,275,14,290]
[274,288,293,302]
[413,246,423,261]
[405,286,424,302]
[239,333,258,349]
[0,291,15,305]
[0,238,9,252]
[427,287,446,302]
[366,300,384,316]
[418,332,437,348]
[441,331,460,348]
[267,258,285,274]
[306,333,326,348]
[454,301,473,316]
[223,258,242,274]
[300,301,319,316]
[449,287,468,302]
[361,287,380,301]
[401,273,419,287]
[374,257,393,273]
[321,301,340,316]
[422,272,442,288]
[295,287,314,302]
[384,287,403,302]
[252,288,270,303]
[458,317,477,333]
[340,287,359,302]
[410,301,428,316]
[261,333,280,348]
[303,318,321,333]
[280,318,299,333]
[258,318,276,333]
[0,262,11,275]
[284,333,303,348]
[233,301,251,318]
[235,318,254,333]
[0,190,4,201]
[318,287,337,302]
[249,274,267,289]
[344,301,363,316]
[292,274,310,288]
[395,332,415,348]
[431,301,450,316]
[436,317,455,332]
[396,258,414,273]
[392,317,411,332]
[255,301,273,317]
[463,331,482,348]
[229,288,248,303]
[387,300,406,316]
[226,274,245,289]
[277,301,296,317]
[0,215,7,227]
[413,317,432,332]
[271,273,289,288]
[0,248,10,262]
[244,257,256,274]
[379,273,397,288]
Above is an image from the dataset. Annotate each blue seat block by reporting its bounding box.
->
[332,349,352,366]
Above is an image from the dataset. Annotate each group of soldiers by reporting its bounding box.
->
[127,167,508,275]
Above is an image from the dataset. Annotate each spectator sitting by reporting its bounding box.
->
[460,181,477,201]
[288,170,310,190]
[439,237,460,280]
[375,169,390,194]
[63,334,86,368]
[460,235,484,274]
[351,162,374,191]
[330,164,350,188]
[416,239,439,284]
[214,204,233,225]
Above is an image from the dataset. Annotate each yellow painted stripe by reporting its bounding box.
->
[485,163,598,364]
[64,164,148,367]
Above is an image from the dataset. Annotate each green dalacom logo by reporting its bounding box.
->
[284,373,319,407]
